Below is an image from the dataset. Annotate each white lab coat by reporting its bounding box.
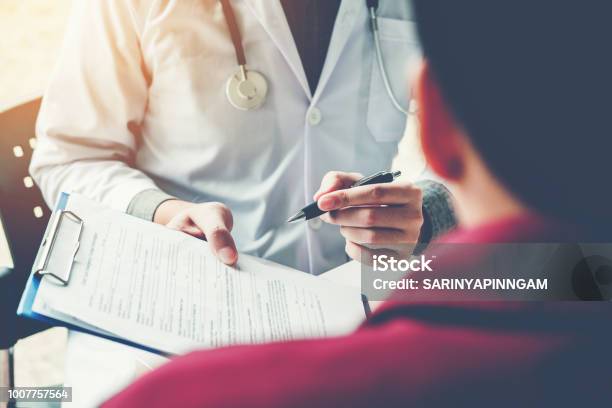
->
[31,0,421,275]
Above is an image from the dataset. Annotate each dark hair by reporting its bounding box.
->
[413,1,612,232]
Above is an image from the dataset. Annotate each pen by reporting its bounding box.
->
[287,170,402,223]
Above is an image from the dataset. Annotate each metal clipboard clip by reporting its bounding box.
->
[34,210,83,286]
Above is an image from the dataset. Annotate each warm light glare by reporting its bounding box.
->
[13,145,24,157]
[23,176,34,188]
[0,0,71,107]
[33,206,44,218]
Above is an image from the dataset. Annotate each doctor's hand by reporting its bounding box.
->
[314,172,424,261]
[154,200,238,265]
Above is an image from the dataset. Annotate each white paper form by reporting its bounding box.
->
[33,195,365,355]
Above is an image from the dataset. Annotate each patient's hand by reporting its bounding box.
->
[315,171,424,262]
[154,200,238,265]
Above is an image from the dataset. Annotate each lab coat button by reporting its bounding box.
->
[308,108,322,126]
[309,218,323,230]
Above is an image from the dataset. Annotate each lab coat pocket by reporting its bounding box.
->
[367,18,421,142]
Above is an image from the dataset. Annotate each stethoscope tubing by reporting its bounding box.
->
[369,6,409,116]
[220,0,247,67]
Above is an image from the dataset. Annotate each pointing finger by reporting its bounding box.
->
[190,203,238,265]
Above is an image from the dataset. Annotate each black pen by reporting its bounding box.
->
[287,171,402,223]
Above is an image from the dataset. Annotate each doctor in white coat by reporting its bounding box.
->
[30,1,456,404]
[31,0,454,276]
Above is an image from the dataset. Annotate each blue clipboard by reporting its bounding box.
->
[17,193,168,356]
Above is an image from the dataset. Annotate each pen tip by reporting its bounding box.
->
[287,211,305,223]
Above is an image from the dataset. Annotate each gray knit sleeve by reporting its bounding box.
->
[126,189,176,221]
[417,180,456,242]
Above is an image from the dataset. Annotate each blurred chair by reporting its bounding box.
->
[0,97,51,395]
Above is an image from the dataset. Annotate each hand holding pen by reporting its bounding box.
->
[288,171,402,222]
[297,171,425,261]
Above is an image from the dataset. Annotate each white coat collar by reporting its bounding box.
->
[244,0,362,103]
[312,0,362,104]
[244,0,312,99]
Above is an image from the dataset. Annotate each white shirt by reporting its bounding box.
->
[30,0,421,274]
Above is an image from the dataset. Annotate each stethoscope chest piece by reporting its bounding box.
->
[226,66,268,111]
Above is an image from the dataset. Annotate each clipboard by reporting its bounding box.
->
[17,193,167,356]
[18,193,369,356]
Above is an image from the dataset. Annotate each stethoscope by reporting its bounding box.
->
[221,0,411,115]
[221,0,268,110]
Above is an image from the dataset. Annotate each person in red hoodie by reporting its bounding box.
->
[104,1,612,406]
